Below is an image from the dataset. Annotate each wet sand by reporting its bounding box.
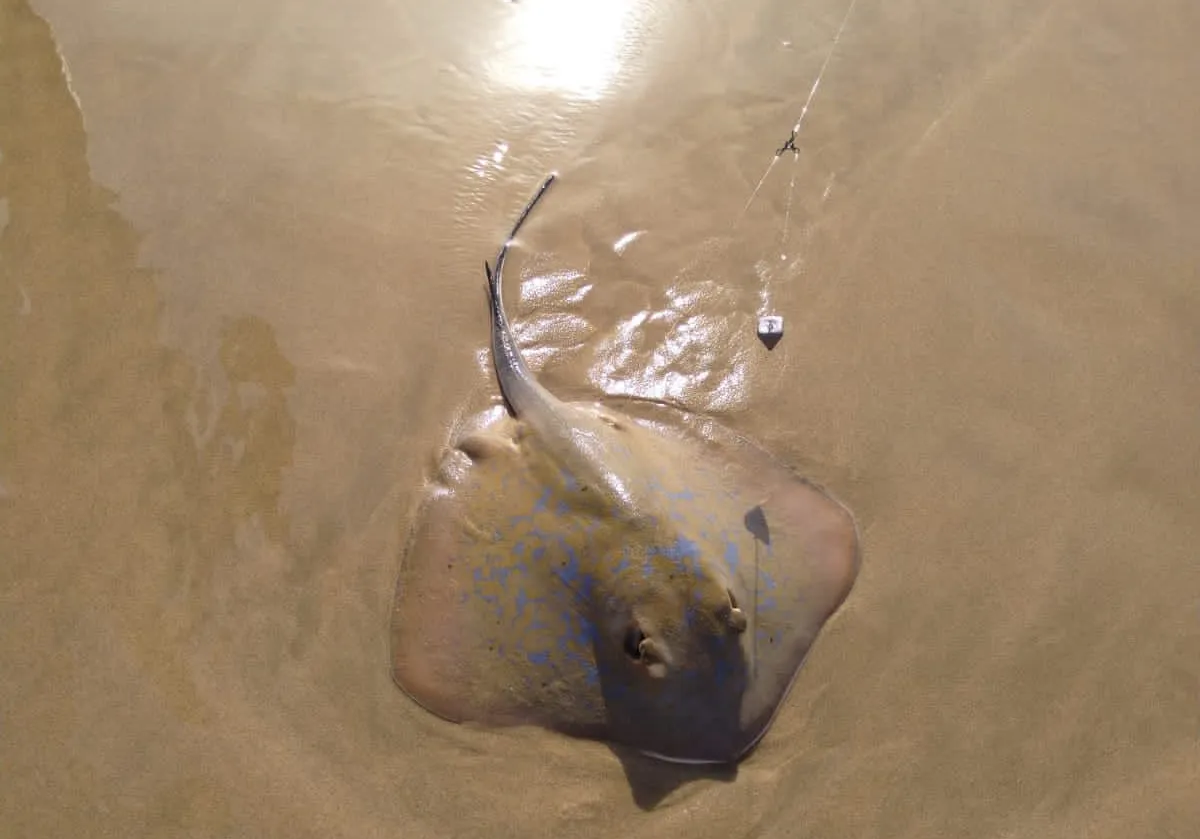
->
[2,0,1199,835]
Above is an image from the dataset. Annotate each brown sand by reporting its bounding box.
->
[2,0,1199,835]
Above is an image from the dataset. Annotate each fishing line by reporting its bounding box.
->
[738,0,860,348]
[743,0,860,218]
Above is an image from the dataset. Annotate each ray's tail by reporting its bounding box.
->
[484,173,558,417]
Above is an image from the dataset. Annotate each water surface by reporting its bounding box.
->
[2,0,1199,835]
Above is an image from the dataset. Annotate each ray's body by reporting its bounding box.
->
[391,174,859,764]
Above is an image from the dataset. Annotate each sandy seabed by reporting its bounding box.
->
[2,0,1199,836]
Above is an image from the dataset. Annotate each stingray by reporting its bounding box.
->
[390,174,860,764]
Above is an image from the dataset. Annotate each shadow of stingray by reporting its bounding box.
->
[608,744,738,810]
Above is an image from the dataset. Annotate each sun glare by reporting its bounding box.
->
[488,0,642,101]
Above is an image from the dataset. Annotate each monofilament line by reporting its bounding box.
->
[738,0,860,222]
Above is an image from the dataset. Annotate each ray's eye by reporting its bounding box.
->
[623,625,645,660]
[726,588,748,633]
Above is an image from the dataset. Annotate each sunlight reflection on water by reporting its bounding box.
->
[486,0,644,101]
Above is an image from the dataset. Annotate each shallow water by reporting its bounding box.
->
[2,0,1199,835]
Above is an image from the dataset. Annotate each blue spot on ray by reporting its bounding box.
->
[559,468,580,492]
[613,550,631,575]
[724,539,741,571]
[581,660,599,686]
[646,535,704,576]
[525,617,553,634]
[513,587,533,618]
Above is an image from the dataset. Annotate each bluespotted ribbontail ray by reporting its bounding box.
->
[390,173,859,764]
